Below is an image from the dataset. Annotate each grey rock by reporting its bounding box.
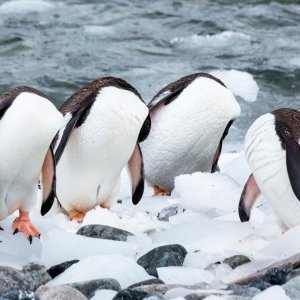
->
[77,225,133,241]
[112,289,149,300]
[0,290,39,300]
[285,268,300,282]
[158,204,181,221]
[263,267,291,285]
[36,285,87,300]
[223,255,251,269]
[71,278,121,298]
[128,279,165,289]
[226,284,260,297]
[283,275,300,299]
[47,260,79,279]
[22,263,51,286]
[184,294,206,300]
[248,280,272,291]
[137,244,187,277]
[0,267,39,296]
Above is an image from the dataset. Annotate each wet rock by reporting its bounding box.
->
[112,289,164,300]
[0,267,38,296]
[226,284,260,297]
[77,225,133,241]
[184,294,209,300]
[137,244,187,277]
[128,279,165,289]
[285,268,300,282]
[223,255,251,269]
[36,285,87,300]
[283,275,300,299]
[263,267,291,285]
[71,278,121,298]
[248,280,272,291]
[112,289,149,300]
[47,260,79,279]
[0,290,39,300]
[157,204,182,221]
[22,263,51,286]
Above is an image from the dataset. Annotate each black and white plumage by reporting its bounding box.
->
[239,108,300,229]
[0,86,63,241]
[141,73,241,194]
[54,77,149,221]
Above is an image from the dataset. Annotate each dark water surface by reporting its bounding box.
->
[0,0,299,146]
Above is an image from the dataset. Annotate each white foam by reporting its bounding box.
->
[0,0,54,14]
[170,31,251,47]
[210,69,259,102]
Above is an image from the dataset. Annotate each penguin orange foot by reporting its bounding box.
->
[12,211,40,244]
[154,186,171,196]
[69,210,85,222]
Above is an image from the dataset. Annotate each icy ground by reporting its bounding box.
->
[0,151,296,299]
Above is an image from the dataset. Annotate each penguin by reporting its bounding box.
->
[54,77,150,222]
[0,86,63,242]
[140,73,241,195]
[239,108,300,229]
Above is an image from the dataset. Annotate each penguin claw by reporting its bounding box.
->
[13,228,18,235]
[28,236,33,244]
[0,226,3,231]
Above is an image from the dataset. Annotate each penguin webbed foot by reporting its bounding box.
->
[154,186,171,196]
[69,210,85,223]
[12,212,40,244]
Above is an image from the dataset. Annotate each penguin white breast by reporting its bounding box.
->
[245,113,300,228]
[56,87,148,211]
[0,92,63,218]
[142,77,240,190]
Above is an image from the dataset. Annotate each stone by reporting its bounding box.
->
[128,279,165,289]
[157,204,181,221]
[22,263,52,286]
[283,275,300,299]
[226,284,260,297]
[71,278,121,298]
[36,285,87,300]
[137,244,187,277]
[263,267,291,285]
[77,225,133,241]
[248,280,272,291]
[223,255,251,269]
[112,289,149,300]
[47,260,79,279]
[0,267,39,296]
[0,290,39,300]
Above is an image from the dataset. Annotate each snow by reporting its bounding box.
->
[210,69,259,102]
[91,289,117,300]
[0,150,298,299]
[252,286,291,300]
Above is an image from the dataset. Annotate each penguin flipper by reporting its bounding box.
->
[127,143,144,205]
[148,87,183,114]
[41,146,57,216]
[238,174,261,222]
[54,113,81,164]
[138,114,151,142]
[281,134,300,201]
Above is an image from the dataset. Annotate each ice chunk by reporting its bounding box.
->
[47,255,153,288]
[0,0,54,14]
[157,266,214,285]
[252,285,291,300]
[41,229,136,268]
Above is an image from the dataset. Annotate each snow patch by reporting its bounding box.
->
[252,285,291,300]
[0,0,54,14]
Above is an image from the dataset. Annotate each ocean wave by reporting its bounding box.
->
[170,31,251,48]
[210,69,259,102]
[0,0,54,14]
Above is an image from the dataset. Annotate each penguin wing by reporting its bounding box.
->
[41,146,57,215]
[280,132,300,201]
[238,173,261,222]
[127,143,144,205]
[138,114,151,142]
[211,120,234,172]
